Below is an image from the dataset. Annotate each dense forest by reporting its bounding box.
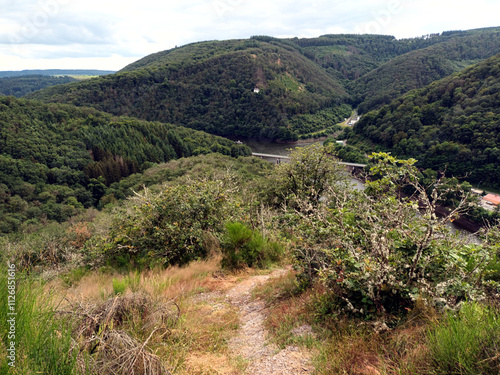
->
[0,75,78,98]
[26,28,500,143]
[0,96,250,233]
[27,39,349,141]
[350,53,500,188]
[349,29,500,113]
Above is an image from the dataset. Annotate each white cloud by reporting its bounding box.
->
[0,0,499,70]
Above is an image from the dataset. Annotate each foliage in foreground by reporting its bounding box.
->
[221,221,283,270]
[0,267,80,374]
[427,301,500,375]
[1,146,499,373]
[271,147,500,321]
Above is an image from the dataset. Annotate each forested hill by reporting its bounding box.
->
[0,96,250,233]
[349,28,500,113]
[293,33,438,84]
[25,28,500,141]
[27,38,350,141]
[351,53,500,188]
[0,75,78,98]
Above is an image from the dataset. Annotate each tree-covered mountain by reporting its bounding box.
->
[0,96,250,233]
[293,33,435,84]
[350,53,500,188]
[27,28,500,141]
[349,28,500,113]
[0,75,78,97]
[284,29,499,112]
[27,38,350,141]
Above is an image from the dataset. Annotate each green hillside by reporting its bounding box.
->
[27,38,350,141]
[294,33,435,84]
[27,28,500,141]
[350,28,500,113]
[351,53,500,188]
[0,96,250,233]
[0,75,78,97]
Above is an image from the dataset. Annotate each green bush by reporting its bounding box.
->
[283,150,500,321]
[112,277,128,295]
[93,180,232,268]
[221,222,283,269]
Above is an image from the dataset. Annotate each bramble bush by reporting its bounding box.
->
[265,143,349,210]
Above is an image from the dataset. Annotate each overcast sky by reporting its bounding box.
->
[1,0,499,71]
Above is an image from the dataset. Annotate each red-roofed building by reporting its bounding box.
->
[483,193,500,206]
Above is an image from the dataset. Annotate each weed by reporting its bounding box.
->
[221,221,283,269]
[125,270,141,292]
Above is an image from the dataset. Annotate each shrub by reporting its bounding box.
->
[92,180,233,268]
[221,222,283,269]
[265,143,348,209]
[284,150,500,321]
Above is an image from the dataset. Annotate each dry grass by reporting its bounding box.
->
[56,292,176,375]
[94,330,170,375]
[57,257,223,304]
[184,352,241,375]
[159,290,240,374]
[50,257,255,374]
[141,257,223,299]
[66,293,178,339]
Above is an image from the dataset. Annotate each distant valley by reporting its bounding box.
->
[1,26,500,233]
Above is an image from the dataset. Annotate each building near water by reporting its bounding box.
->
[483,193,500,206]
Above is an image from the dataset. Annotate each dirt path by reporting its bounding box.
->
[226,269,314,375]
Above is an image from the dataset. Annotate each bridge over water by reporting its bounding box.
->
[251,152,367,168]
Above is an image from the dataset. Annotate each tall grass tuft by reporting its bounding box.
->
[0,266,81,374]
[221,221,283,269]
[112,277,128,295]
[427,302,500,375]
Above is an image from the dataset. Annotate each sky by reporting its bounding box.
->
[1,0,499,71]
